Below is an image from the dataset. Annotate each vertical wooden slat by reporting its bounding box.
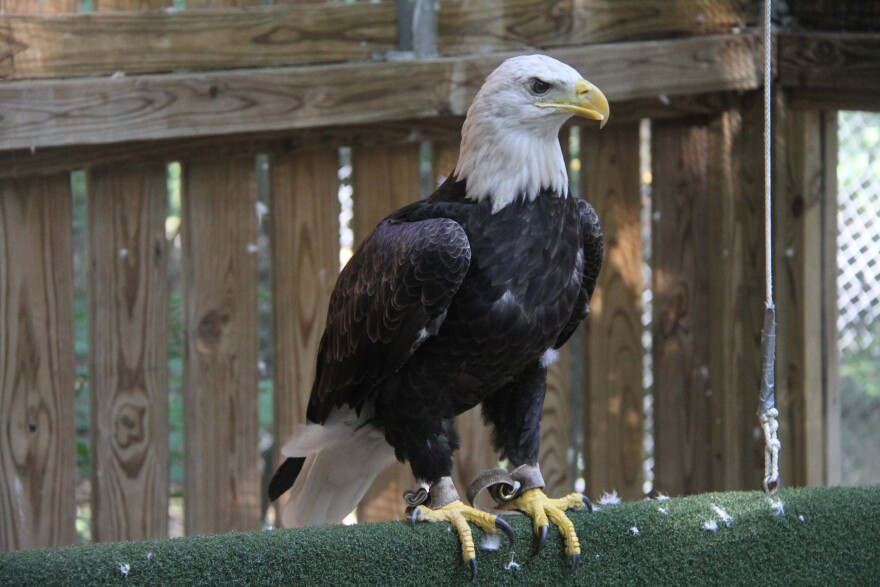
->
[87,164,169,542]
[351,143,421,239]
[0,173,77,551]
[352,142,420,522]
[181,156,260,534]
[821,112,841,487]
[774,98,838,487]
[650,119,712,496]
[580,123,644,500]
[269,147,340,516]
[541,346,573,496]
[705,94,766,491]
[431,138,460,186]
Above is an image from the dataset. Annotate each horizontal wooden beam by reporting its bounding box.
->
[778,32,880,94]
[0,117,466,178]
[438,0,756,55]
[0,90,762,178]
[0,33,760,152]
[1,4,397,80]
[0,0,757,81]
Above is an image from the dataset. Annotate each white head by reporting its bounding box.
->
[453,55,609,212]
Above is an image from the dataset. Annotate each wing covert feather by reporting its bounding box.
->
[307,217,471,422]
[555,198,604,348]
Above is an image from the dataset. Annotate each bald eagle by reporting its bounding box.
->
[269,54,608,577]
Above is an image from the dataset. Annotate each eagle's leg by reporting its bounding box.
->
[408,477,514,578]
[397,417,513,579]
[480,361,592,570]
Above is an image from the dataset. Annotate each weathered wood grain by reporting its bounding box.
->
[650,118,712,496]
[0,0,756,81]
[181,156,260,534]
[0,0,77,86]
[87,163,169,542]
[352,142,422,522]
[269,147,340,518]
[0,33,761,151]
[351,143,422,238]
[773,99,838,487]
[0,1,77,15]
[0,173,77,551]
[779,33,880,94]
[580,122,645,500]
[0,118,465,180]
[439,0,756,55]
[92,1,171,11]
[0,88,771,181]
[705,93,766,491]
[1,3,395,80]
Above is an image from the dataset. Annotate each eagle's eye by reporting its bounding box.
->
[529,78,552,95]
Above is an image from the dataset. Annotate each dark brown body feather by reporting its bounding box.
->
[270,177,602,499]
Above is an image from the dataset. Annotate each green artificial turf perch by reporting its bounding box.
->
[3,485,879,586]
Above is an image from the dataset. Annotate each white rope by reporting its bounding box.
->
[763,0,774,304]
[759,0,781,494]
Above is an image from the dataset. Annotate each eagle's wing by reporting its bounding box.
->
[555,198,603,348]
[306,215,471,423]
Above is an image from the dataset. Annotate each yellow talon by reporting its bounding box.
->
[412,499,515,577]
[498,488,588,559]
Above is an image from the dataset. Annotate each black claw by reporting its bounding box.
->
[468,558,478,581]
[571,553,581,573]
[582,495,594,513]
[533,525,549,556]
[495,516,516,547]
[410,508,421,529]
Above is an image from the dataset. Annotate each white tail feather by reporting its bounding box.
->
[280,407,395,528]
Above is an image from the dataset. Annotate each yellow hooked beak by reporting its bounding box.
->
[536,78,610,128]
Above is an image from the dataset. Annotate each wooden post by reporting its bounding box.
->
[269,147,340,518]
[0,173,77,551]
[650,118,712,496]
[87,164,169,542]
[181,156,260,534]
[351,142,420,522]
[820,112,840,487]
[580,122,645,500]
[705,93,767,491]
[774,95,839,487]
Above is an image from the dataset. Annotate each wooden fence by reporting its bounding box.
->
[2,0,879,552]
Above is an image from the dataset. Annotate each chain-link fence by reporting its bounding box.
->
[837,111,880,486]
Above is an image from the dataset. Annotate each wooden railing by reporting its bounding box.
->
[2,0,876,552]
